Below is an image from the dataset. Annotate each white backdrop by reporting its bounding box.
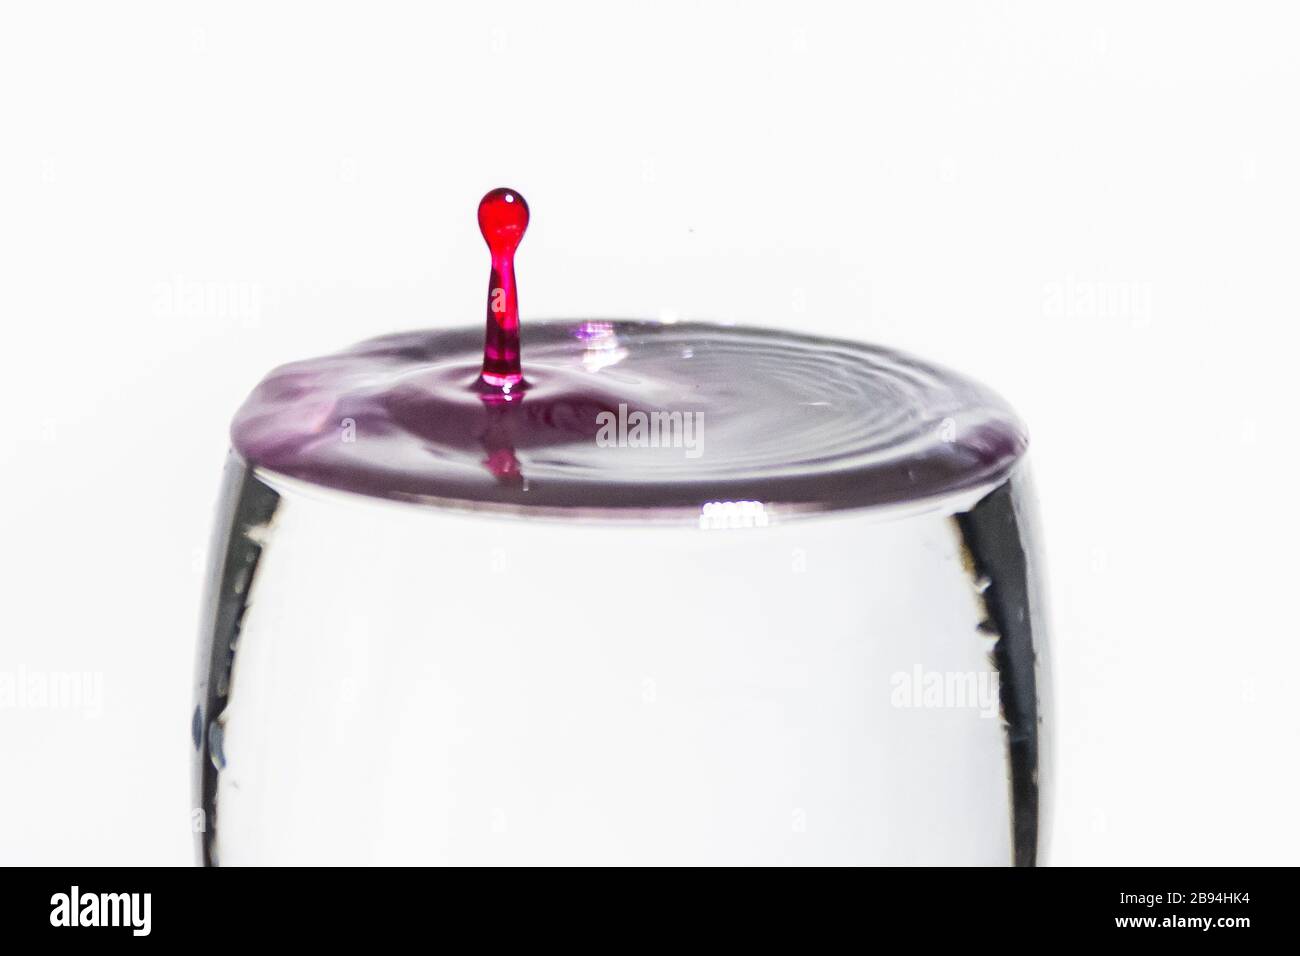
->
[1,1,1297,865]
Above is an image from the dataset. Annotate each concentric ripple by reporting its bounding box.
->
[231,320,1028,514]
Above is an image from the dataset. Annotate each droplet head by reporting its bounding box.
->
[478,187,530,255]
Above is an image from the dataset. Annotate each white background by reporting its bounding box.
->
[1,2,1297,865]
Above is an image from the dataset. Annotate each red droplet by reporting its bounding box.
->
[478,188,530,389]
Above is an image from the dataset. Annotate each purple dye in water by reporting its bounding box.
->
[230,190,1027,514]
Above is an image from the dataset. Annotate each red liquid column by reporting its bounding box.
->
[478,188,530,389]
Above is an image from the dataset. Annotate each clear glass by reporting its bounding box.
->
[193,451,1048,866]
